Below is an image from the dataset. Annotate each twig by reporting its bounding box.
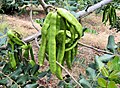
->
[38,0,53,11]
[35,37,40,48]
[23,32,41,42]
[56,61,83,88]
[78,42,113,55]
[30,3,40,31]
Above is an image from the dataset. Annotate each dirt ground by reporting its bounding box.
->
[0,11,120,87]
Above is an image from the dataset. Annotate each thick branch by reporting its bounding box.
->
[77,0,113,18]
[38,0,112,18]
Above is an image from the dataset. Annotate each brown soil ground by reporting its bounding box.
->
[0,10,120,87]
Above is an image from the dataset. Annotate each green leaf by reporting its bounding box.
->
[107,61,113,71]
[10,68,22,80]
[24,83,39,88]
[98,78,107,87]
[16,74,28,84]
[107,35,117,53]
[101,67,109,77]
[10,84,18,88]
[86,67,96,80]
[23,64,32,74]
[79,78,92,88]
[0,78,10,85]
[95,56,104,70]
[109,70,120,79]
[2,63,12,74]
[107,81,117,88]
[110,56,120,70]
[69,6,78,11]
[38,71,48,78]
[99,54,114,62]
[30,64,39,75]
[64,82,73,88]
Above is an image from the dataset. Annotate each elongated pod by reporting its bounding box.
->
[56,30,65,80]
[48,12,57,74]
[38,12,52,66]
[57,8,83,38]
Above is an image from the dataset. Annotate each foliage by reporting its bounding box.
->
[57,35,120,88]
[0,0,39,14]
[0,0,120,87]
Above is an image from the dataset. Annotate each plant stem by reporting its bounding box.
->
[56,61,83,88]
[0,71,21,88]
[78,42,113,54]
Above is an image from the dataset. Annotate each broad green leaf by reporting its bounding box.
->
[99,54,114,62]
[17,74,28,84]
[28,76,38,81]
[109,70,120,79]
[98,78,107,87]
[95,56,104,70]
[86,67,96,80]
[111,56,120,70]
[10,68,22,80]
[0,78,9,85]
[107,35,117,53]
[38,71,48,78]
[24,83,39,88]
[107,61,113,71]
[30,64,39,75]
[2,63,12,74]
[79,78,92,88]
[107,81,117,88]
[23,64,32,74]
[101,67,109,77]
[10,84,18,88]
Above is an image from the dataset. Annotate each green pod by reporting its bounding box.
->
[23,49,29,60]
[7,30,24,45]
[29,59,36,67]
[56,14,61,33]
[8,52,16,69]
[29,44,35,61]
[108,6,113,26]
[111,6,116,26]
[74,44,78,56]
[48,12,57,74]
[65,51,72,69]
[57,8,83,38]
[71,48,75,63]
[65,39,78,52]
[65,21,75,43]
[102,5,110,24]
[21,44,29,49]
[56,30,65,80]
[38,12,52,66]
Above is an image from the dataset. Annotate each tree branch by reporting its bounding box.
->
[77,0,113,18]
[78,42,113,55]
[30,4,40,32]
[38,0,113,18]
[38,0,53,12]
